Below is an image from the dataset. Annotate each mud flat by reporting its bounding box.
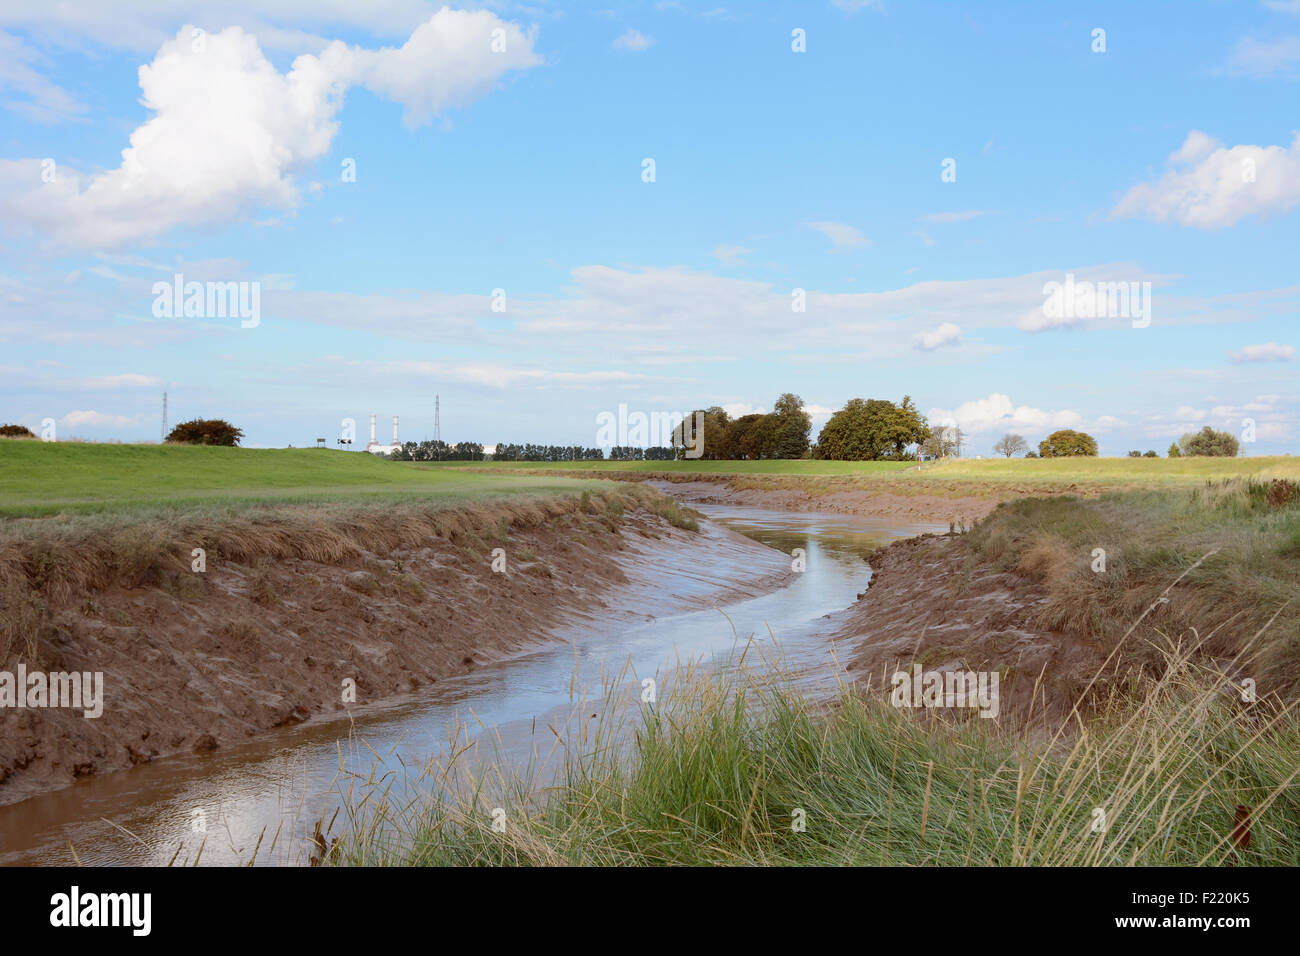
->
[0,494,790,805]
[648,478,997,524]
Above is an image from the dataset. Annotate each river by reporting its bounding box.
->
[0,505,941,865]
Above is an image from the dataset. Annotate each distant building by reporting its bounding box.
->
[365,414,402,456]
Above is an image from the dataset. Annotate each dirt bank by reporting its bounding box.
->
[649,478,998,524]
[830,533,1105,725]
[0,497,791,805]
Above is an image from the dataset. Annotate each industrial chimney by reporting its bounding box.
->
[392,415,399,445]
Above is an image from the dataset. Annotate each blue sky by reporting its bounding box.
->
[1,0,1297,455]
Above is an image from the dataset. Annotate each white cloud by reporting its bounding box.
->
[913,322,961,350]
[0,31,89,123]
[720,402,767,418]
[711,244,751,265]
[806,220,870,250]
[1111,130,1300,228]
[612,29,652,51]
[927,393,1082,435]
[1225,35,1300,78]
[81,374,166,387]
[831,0,883,12]
[0,11,541,248]
[1230,342,1295,362]
[920,210,988,223]
[0,2,437,53]
[61,409,136,428]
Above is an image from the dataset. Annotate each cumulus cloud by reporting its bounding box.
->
[927,393,1082,435]
[612,29,652,51]
[1111,130,1300,228]
[1229,342,1295,362]
[806,220,870,250]
[913,322,962,350]
[0,11,541,248]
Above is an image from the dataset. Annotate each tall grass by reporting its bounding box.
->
[331,637,1300,867]
[967,478,1300,698]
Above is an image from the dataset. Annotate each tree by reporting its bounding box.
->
[1038,429,1098,458]
[1168,442,1182,458]
[816,396,930,460]
[674,407,731,460]
[1179,426,1239,458]
[1143,450,1157,458]
[1025,450,1039,458]
[1128,450,1142,457]
[771,392,812,459]
[993,433,1028,458]
[166,419,243,446]
[0,424,36,438]
[920,424,963,460]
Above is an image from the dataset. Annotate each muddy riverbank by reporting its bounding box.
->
[647,478,998,524]
[0,498,790,806]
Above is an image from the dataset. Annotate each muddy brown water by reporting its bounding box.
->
[0,506,942,865]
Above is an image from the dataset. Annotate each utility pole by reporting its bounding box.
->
[434,394,441,443]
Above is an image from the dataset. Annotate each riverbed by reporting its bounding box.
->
[0,505,942,865]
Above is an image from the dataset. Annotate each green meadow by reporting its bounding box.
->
[0,442,617,519]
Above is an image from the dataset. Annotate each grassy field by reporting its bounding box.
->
[433,454,1300,492]
[0,442,620,518]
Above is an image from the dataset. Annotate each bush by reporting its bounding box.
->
[1038,429,1098,458]
[1128,450,1141,457]
[0,424,37,439]
[1179,426,1239,458]
[1168,442,1182,458]
[1143,450,1157,458]
[165,419,244,446]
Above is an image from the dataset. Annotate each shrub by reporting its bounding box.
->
[166,419,244,446]
[1038,429,1098,458]
[0,424,37,438]
[1179,426,1239,458]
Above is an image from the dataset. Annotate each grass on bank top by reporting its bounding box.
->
[433,454,1299,488]
[0,441,617,518]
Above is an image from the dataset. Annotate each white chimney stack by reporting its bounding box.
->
[370,414,376,443]
[392,415,399,444]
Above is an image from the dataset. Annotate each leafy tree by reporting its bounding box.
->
[166,418,243,446]
[771,392,812,459]
[1038,429,1098,458]
[1179,426,1239,458]
[993,433,1028,458]
[1143,450,1158,458]
[1128,450,1142,457]
[1168,442,1182,458]
[817,396,930,460]
[1025,450,1039,458]
[674,407,731,460]
[0,424,36,438]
